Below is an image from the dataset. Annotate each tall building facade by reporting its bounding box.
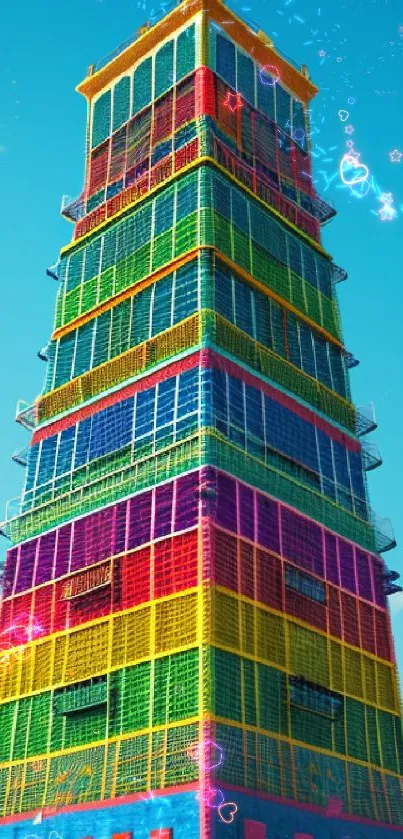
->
[0,1,402,837]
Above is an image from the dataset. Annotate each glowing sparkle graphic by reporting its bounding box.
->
[389,149,403,163]
[259,64,280,86]
[223,91,243,112]
[218,801,238,824]
[339,153,369,187]
[344,124,354,135]
[378,193,396,221]
[187,740,238,824]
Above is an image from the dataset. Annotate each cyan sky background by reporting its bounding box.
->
[0,0,402,667]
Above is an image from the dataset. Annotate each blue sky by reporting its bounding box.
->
[0,0,402,671]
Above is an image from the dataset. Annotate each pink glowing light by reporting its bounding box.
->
[218,801,238,824]
[187,739,224,772]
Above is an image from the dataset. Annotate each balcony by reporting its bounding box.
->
[15,400,37,430]
[382,568,403,597]
[53,678,112,716]
[356,403,377,437]
[345,352,359,370]
[60,193,85,223]
[46,261,60,281]
[37,345,49,362]
[361,440,382,472]
[11,447,28,468]
[372,514,396,554]
[311,193,336,224]
[332,263,348,284]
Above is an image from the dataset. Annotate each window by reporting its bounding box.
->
[237,51,254,104]
[216,33,236,88]
[92,90,112,148]
[155,40,174,99]
[290,676,343,719]
[285,565,326,604]
[176,24,196,81]
[275,84,291,133]
[113,76,130,131]
[133,58,152,114]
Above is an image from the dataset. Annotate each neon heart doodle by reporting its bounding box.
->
[0,620,42,674]
[217,801,238,824]
[337,109,349,122]
[187,740,238,825]
[339,153,369,187]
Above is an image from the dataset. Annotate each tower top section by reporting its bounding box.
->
[77,0,317,104]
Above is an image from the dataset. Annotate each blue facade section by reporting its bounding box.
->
[0,792,199,839]
[26,367,366,518]
[213,791,402,838]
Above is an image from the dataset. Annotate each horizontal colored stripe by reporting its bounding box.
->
[0,587,397,712]
[1,525,391,662]
[37,313,354,429]
[77,0,316,103]
[218,784,403,832]
[60,154,329,261]
[0,784,200,825]
[52,244,342,350]
[3,467,387,610]
[0,708,399,780]
[33,348,359,451]
[3,433,375,550]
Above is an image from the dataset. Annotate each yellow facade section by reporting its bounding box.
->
[0,586,399,714]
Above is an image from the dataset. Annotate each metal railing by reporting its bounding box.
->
[11,447,28,468]
[361,440,382,472]
[15,400,37,431]
[356,403,377,437]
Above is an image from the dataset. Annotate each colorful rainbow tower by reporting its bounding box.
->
[0,0,402,836]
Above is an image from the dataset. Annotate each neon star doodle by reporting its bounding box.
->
[223,91,243,112]
[389,149,402,163]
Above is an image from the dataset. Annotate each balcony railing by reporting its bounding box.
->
[92,0,183,73]
[361,440,382,472]
[356,403,377,437]
[60,194,85,223]
[37,345,49,362]
[311,193,336,224]
[15,400,37,431]
[345,352,359,370]
[46,261,60,281]
[383,568,403,596]
[11,447,28,468]
[371,514,396,554]
[332,263,348,284]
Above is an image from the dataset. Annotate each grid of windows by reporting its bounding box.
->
[27,366,366,517]
[46,253,346,400]
[206,368,366,517]
[91,23,197,149]
[59,167,334,330]
[25,368,199,509]
[83,69,317,241]
[209,22,308,150]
